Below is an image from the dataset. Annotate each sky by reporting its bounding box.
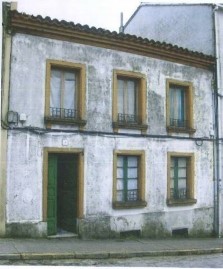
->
[15,0,141,32]
[8,0,221,32]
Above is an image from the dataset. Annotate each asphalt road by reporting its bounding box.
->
[1,253,223,267]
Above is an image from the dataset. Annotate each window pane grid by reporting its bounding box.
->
[170,157,188,200]
[50,68,77,120]
[117,77,138,124]
[169,85,188,128]
[116,156,139,202]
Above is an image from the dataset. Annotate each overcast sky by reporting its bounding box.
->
[15,0,140,32]
[13,0,220,32]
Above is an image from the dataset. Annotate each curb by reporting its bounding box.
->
[0,248,223,260]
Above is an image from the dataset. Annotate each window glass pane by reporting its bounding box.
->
[128,156,138,167]
[117,156,124,167]
[117,168,123,178]
[127,80,136,115]
[117,191,124,202]
[64,71,75,110]
[170,168,174,178]
[117,179,124,190]
[178,168,186,178]
[118,79,124,114]
[178,178,187,189]
[127,179,137,190]
[178,157,186,167]
[50,69,61,108]
[169,85,186,125]
[128,168,137,178]
[169,88,175,120]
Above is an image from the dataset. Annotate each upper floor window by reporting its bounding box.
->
[113,70,147,133]
[45,60,86,127]
[166,79,195,133]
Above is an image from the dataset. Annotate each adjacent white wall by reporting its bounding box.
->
[125,4,214,56]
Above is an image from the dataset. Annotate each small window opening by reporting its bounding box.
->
[120,230,141,239]
[172,228,188,237]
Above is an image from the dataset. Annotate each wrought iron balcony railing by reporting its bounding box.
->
[127,189,138,201]
[170,118,188,128]
[118,113,139,124]
[50,107,78,120]
[170,188,188,200]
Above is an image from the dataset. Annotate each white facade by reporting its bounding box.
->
[4,29,215,238]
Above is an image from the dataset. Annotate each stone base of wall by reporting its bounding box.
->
[5,208,214,239]
[6,222,47,238]
[78,216,118,239]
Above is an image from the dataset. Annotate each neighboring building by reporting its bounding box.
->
[1,2,216,238]
[124,2,223,237]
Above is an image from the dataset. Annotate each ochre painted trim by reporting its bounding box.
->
[113,150,146,209]
[112,70,148,133]
[9,13,215,70]
[167,152,196,206]
[43,147,84,221]
[166,79,195,134]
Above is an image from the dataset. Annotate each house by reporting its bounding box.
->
[0,2,216,238]
[124,2,223,237]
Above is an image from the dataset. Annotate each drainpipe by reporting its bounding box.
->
[213,4,222,238]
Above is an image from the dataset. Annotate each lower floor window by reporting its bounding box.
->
[117,156,139,202]
[170,157,188,199]
[113,150,147,209]
[167,153,196,206]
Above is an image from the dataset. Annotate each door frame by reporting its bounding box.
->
[43,147,84,224]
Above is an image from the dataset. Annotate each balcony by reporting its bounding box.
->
[167,118,196,134]
[44,107,86,126]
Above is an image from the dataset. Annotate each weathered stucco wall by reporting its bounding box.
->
[124,4,214,56]
[6,33,214,238]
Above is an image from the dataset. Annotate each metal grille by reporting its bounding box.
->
[127,189,138,201]
[170,118,188,128]
[170,188,187,199]
[50,107,78,119]
[118,113,138,124]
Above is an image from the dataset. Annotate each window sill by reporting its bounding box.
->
[113,200,147,209]
[113,122,148,131]
[44,117,87,126]
[167,198,197,206]
[167,126,196,134]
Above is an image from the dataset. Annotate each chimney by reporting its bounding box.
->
[10,2,17,11]
[119,12,124,33]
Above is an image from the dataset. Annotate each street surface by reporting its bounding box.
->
[1,253,223,267]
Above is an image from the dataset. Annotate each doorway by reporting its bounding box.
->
[47,153,78,236]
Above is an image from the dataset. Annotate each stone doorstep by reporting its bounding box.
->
[0,248,223,261]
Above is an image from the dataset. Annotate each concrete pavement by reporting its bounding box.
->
[0,237,223,261]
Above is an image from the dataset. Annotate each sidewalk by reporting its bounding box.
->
[0,237,223,261]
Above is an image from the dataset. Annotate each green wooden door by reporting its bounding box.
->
[57,155,77,233]
[47,154,57,235]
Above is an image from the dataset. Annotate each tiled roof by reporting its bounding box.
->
[8,10,215,69]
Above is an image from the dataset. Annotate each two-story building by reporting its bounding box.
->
[1,2,216,238]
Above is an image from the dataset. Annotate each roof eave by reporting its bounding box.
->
[9,11,215,71]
